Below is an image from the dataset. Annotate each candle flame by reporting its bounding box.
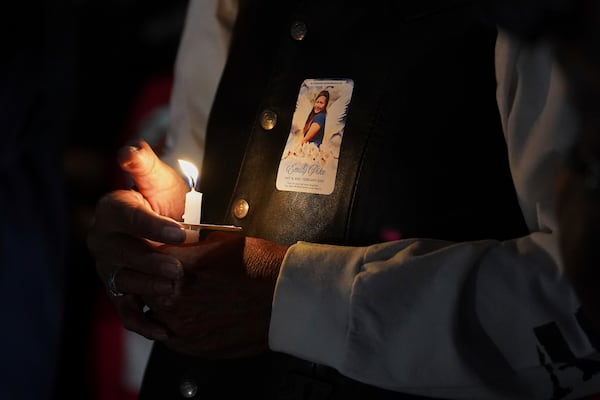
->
[178,159,199,189]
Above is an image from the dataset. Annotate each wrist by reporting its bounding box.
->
[244,237,288,281]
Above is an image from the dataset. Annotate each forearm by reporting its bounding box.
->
[269,235,595,399]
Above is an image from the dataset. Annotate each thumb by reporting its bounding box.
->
[118,139,188,219]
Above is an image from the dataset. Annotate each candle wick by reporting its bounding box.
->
[191,177,196,190]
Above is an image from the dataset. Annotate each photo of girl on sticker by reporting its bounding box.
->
[277,79,353,195]
[301,89,330,147]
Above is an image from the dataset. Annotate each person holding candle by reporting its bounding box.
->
[87,0,600,399]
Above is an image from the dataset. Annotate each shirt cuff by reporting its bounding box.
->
[268,241,367,368]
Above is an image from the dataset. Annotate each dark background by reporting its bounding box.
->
[58,1,189,398]
[3,1,188,399]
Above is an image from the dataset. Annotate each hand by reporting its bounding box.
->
[146,231,288,359]
[117,139,189,219]
[87,140,190,340]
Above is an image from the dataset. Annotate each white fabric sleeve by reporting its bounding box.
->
[269,31,600,400]
[161,0,237,171]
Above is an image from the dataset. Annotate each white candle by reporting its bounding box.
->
[183,188,202,225]
[178,159,203,225]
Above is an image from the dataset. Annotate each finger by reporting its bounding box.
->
[118,139,189,219]
[158,237,242,267]
[157,241,220,266]
[113,268,178,297]
[162,305,270,359]
[115,295,169,341]
[93,233,183,280]
[89,189,186,245]
[203,231,239,242]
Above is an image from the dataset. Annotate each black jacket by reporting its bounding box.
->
[139,1,527,398]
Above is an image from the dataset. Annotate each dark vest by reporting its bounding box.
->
[140,0,528,398]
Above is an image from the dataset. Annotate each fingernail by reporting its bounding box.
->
[118,145,140,165]
[162,226,185,243]
[160,260,183,279]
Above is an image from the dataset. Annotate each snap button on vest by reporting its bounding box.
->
[259,109,277,130]
[232,199,250,219]
[290,20,307,41]
[179,378,198,398]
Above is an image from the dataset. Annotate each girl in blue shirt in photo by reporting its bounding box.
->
[301,89,329,147]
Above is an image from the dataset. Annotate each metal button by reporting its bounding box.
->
[232,199,249,219]
[259,109,277,130]
[179,378,198,398]
[290,20,307,41]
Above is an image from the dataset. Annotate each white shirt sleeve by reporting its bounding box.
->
[161,0,238,171]
[270,31,600,400]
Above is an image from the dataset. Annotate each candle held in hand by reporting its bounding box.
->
[178,159,202,225]
[183,188,202,225]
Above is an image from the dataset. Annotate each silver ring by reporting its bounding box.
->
[107,268,125,297]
